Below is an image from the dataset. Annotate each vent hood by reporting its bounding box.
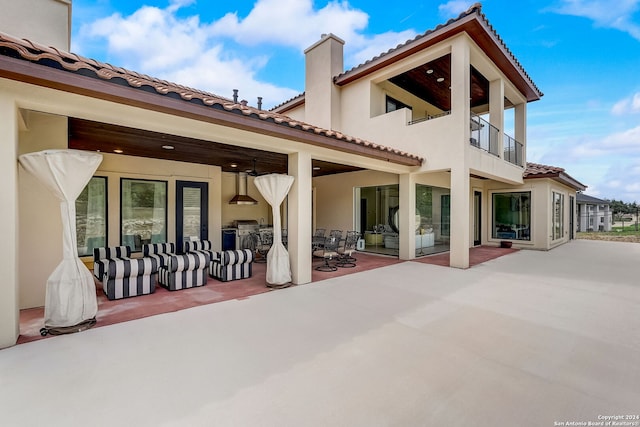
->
[229,172,258,205]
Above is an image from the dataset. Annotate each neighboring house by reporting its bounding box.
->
[576,194,612,232]
[0,2,585,348]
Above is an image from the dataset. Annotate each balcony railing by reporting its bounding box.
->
[503,134,524,167]
[407,110,451,125]
[470,114,499,157]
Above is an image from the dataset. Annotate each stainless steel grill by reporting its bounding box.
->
[233,220,259,249]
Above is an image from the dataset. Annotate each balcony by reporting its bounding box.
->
[470,114,499,157]
[503,134,524,167]
[470,114,524,167]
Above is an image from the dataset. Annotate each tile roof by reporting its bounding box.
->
[0,31,423,166]
[576,193,609,204]
[524,162,586,191]
[334,3,542,101]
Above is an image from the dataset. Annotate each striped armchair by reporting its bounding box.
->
[184,240,215,262]
[210,249,254,282]
[142,242,175,273]
[103,257,158,300]
[93,246,131,280]
[159,252,210,291]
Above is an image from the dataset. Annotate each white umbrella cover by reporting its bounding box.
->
[253,174,295,286]
[19,149,103,328]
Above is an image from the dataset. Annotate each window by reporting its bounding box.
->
[552,192,564,240]
[76,176,107,257]
[386,95,412,113]
[492,192,531,241]
[121,179,167,251]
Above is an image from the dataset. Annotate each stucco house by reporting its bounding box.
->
[0,1,585,348]
[576,193,612,232]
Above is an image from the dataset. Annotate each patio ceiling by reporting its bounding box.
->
[388,54,512,112]
[68,118,364,177]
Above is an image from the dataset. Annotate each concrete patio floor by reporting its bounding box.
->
[1,239,638,426]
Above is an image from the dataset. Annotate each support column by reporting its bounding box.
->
[450,166,470,268]
[288,151,312,285]
[515,102,527,165]
[0,95,19,348]
[399,173,416,260]
[489,78,505,157]
[449,36,471,269]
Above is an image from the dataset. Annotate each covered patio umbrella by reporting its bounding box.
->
[19,149,103,335]
[253,174,295,287]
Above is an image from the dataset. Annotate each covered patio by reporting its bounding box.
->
[17,246,516,344]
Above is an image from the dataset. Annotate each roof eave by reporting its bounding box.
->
[0,55,421,167]
[334,13,542,102]
[524,172,587,191]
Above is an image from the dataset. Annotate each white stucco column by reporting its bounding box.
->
[489,78,505,156]
[288,151,312,285]
[515,102,527,165]
[399,173,416,260]
[0,95,20,348]
[449,36,471,269]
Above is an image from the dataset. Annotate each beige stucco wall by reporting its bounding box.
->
[18,111,67,310]
[0,0,71,49]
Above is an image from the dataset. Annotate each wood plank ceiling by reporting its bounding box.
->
[388,54,501,112]
[68,118,363,177]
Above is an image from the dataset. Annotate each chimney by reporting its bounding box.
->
[233,89,238,103]
[240,99,248,107]
[304,33,344,130]
[257,97,263,110]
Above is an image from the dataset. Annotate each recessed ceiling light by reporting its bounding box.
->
[426,69,434,74]
[230,163,238,168]
[437,77,445,83]
[313,166,321,170]
[161,145,174,150]
[113,149,123,154]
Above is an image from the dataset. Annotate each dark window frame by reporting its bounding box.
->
[492,191,531,241]
[76,176,108,257]
[120,178,168,252]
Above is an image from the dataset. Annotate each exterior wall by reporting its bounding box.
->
[313,170,399,233]
[221,172,271,227]
[485,178,578,251]
[0,0,71,49]
[18,111,68,310]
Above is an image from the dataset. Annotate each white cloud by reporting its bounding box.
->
[75,0,418,107]
[209,0,369,50]
[550,0,640,41]
[611,92,640,115]
[438,1,475,18]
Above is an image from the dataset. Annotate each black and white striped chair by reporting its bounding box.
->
[93,246,131,280]
[103,257,158,300]
[184,240,215,263]
[142,242,175,273]
[158,252,210,291]
[210,249,254,282]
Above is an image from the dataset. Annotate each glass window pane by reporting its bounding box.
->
[121,179,167,251]
[492,191,531,241]
[76,176,107,257]
[182,187,201,241]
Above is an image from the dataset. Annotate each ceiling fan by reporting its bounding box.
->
[246,158,267,177]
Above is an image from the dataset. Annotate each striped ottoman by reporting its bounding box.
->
[159,252,210,291]
[210,249,254,282]
[103,257,157,300]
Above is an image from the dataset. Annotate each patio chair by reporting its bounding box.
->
[313,235,340,272]
[337,231,359,268]
[256,230,273,263]
[142,242,175,273]
[329,229,343,241]
[93,245,131,280]
[312,228,326,250]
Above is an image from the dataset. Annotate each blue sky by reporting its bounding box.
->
[70,0,640,202]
